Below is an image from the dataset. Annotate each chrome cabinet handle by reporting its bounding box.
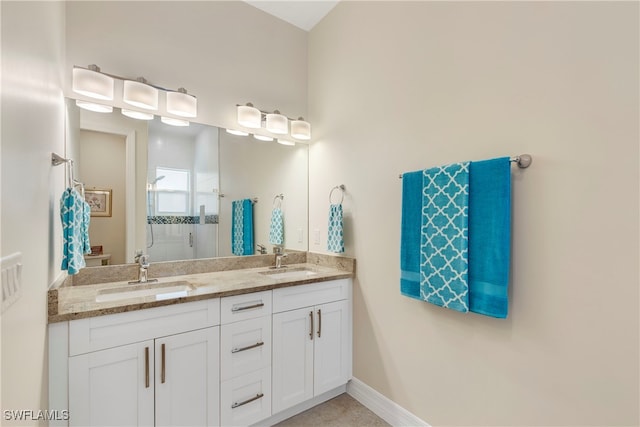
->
[231,393,264,409]
[144,347,150,388]
[317,309,322,338]
[231,341,264,354]
[309,311,314,340]
[231,302,264,312]
[161,343,166,384]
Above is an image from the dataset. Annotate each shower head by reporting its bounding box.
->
[151,175,165,184]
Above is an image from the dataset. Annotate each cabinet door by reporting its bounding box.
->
[155,327,220,427]
[313,300,351,396]
[69,340,154,427]
[272,307,314,413]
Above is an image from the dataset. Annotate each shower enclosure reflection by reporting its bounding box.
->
[146,120,219,261]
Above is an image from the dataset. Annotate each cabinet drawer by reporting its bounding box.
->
[273,279,350,313]
[69,298,220,356]
[221,290,272,324]
[221,367,271,426]
[220,316,271,381]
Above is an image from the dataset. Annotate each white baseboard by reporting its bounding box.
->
[347,377,430,427]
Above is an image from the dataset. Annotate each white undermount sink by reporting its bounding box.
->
[95,281,194,303]
[259,267,318,280]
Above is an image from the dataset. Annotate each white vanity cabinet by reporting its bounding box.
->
[220,291,272,426]
[49,276,352,427]
[64,299,220,427]
[271,279,352,414]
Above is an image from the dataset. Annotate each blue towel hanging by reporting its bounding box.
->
[327,204,344,253]
[419,162,470,313]
[468,157,511,318]
[400,171,423,299]
[232,199,254,256]
[400,156,512,318]
[61,188,91,274]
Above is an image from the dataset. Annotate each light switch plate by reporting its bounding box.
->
[1,252,23,313]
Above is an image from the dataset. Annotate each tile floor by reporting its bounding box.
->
[274,393,389,427]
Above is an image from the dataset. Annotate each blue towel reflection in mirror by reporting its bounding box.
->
[232,199,255,256]
[61,187,91,274]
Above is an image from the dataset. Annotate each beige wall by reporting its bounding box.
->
[308,2,639,426]
[1,1,67,423]
[79,130,127,265]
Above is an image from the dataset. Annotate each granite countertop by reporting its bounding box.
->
[48,253,355,323]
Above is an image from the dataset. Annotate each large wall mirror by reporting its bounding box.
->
[65,99,309,266]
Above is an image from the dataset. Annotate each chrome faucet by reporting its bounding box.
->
[274,253,288,269]
[256,244,267,255]
[129,254,157,284]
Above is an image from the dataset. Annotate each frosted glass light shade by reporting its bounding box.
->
[226,129,249,136]
[277,139,295,146]
[72,67,114,100]
[75,100,113,113]
[291,119,311,140]
[265,112,288,134]
[166,90,197,118]
[123,80,158,110]
[161,116,189,127]
[122,109,154,120]
[237,105,261,128]
[253,134,273,142]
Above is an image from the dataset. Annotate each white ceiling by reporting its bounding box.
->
[244,1,339,31]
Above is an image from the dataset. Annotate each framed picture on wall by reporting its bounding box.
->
[85,189,112,217]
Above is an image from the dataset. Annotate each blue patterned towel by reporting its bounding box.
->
[468,157,511,318]
[61,188,91,274]
[232,199,254,256]
[269,208,284,245]
[400,171,423,299]
[327,204,344,253]
[419,162,470,312]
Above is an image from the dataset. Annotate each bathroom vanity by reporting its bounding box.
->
[48,253,354,427]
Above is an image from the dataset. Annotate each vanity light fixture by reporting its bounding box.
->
[277,139,295,146]
[226,129,249,136]
[75,100,113,113]
[290,118,311,140]
[236,102,311,141]
[72,65,114,100]
[253,134,273,142]
[237,103,262,128]
[161,116,190,127]
[166,88,197,118]
[121,109,154,121]
[265,111,288,134]
[123,78,159,110]
[71,65,197,120]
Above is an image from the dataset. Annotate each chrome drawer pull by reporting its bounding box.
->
[231,393,264,409]
[231,302,264,312]
[161,343,166,384]
[144,347,150,388]
[231,341,264,354]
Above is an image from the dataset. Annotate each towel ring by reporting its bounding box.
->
[329,184,345,205]
[273,194,284,209]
